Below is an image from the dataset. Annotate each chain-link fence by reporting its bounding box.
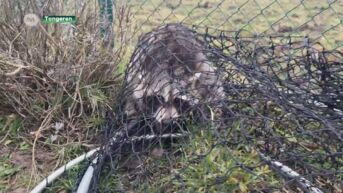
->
[122,0,342,49]
[0,0,342,193]
[84,1,342,192]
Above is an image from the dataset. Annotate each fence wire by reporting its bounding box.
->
[122,0,342,51]
[80,22,343,192]
[73,1,343,192]
[77,0,343,192]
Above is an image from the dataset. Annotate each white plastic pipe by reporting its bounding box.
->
[30,130,124,193]
[76,157,99,193]
[259,152,323,193]
[30,148,100,193]
[30,132,188,193]
[75,133,188,193]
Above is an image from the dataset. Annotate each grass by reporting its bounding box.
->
[140,129,281,193]
[127,0,343,50]
[0,154,21,192]
[0,0,342,192]
[45,124,282,193]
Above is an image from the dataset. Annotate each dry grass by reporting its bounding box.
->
[0,0,134,191]
[128,0,343,50]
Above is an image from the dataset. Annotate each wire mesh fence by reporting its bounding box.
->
[122,0,342,50]
[0,0,342,193]
[86,1,342,192]
[84,24,343,192]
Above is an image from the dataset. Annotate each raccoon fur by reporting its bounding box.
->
[123,23,225,125]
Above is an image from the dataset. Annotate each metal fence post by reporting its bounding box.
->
[99,0,114,47]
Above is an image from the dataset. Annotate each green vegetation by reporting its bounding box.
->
[127,0,342,50]
[134,129,281,193]
[0,155,21,192]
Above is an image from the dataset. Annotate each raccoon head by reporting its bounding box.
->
[124,24,225,124]
[125,54,224,124]
[135,73,194,124]
[144,95,191,123]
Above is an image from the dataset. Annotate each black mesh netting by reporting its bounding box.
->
[78,23,343,192]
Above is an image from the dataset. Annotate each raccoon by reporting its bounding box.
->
[124,23,225,125]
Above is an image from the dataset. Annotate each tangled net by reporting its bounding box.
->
[73,24,342,192]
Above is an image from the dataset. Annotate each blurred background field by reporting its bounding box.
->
[128,0,343,49]
[0,0,342,192]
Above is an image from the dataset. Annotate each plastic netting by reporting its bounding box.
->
[82,23,343,192]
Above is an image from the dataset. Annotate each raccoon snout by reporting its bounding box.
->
[154,106,179,123]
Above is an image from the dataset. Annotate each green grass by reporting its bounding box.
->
[45,164,84,193]
[39,121,282,192]
[143,130,280,192]
[0,155,21,193]
[126,0,342,50]
[43,121,274,192]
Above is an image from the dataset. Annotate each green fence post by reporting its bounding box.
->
[99,0,114,46]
